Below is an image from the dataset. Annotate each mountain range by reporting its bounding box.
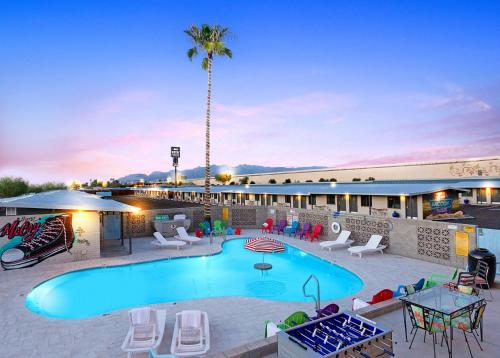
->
[118,165,325,183]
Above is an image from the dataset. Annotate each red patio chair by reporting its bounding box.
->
[235,227,241,235]
[305,224,322,242]
[261,218,273,233]
[367,289,394,304]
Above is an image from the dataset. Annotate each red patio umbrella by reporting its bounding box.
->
[245,237,285,269]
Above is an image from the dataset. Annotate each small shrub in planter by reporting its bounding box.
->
[392,211,400,218]
[464,199,470,205]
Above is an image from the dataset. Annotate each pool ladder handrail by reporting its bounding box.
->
[302,274,320,312]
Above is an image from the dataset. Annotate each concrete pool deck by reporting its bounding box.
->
[0,229,497,357]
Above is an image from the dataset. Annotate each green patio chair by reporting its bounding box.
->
[424,267,459,289]
[277,311,309,330]
[213,220,225,236]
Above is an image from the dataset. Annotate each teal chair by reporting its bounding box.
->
[284,221,299,237]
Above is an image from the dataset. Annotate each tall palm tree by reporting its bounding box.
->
[185,24,232,222]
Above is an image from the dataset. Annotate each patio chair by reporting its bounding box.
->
[394,278,426,297]
[313,303,339,319]
[424,267,459,289]
[368,289,394,304]
[273,219,287,235]
[261,218,273,233]
[151,232,186,250]
[473,260,493,300]
[347,234,386,258]
[294,223,311,240]
[305,224,322,242]
[407,303,450,358]
[213,220,225,236]
[175,227,201,246]
[198,221,211,236]
[283,221,299,237]
[452,302,487,357]
[319,230,353,251]
[277,311,309,330]
[444,272,478,294]
[170,310,210,357]
[122,307,167,358]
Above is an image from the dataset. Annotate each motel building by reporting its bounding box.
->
[134,177,500,221]
[0,190,140,267]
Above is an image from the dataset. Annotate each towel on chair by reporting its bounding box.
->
[181,310,201,328]
[131,307,151,325]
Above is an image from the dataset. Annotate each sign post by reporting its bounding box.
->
[171,146,180,187]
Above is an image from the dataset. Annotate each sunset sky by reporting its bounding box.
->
[1,0,499,183]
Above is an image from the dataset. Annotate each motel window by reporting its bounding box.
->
[387,196,401,209]
[245,194,250,200]
[308,194,317,205]
[285,196,291,204]
[255,194,260,201]
[492,189,500,203]
[224,193,229,200]
[361,195,372,207]
[326,194,335,205]
[272,195,277,203]
[5,207,17,216]
[461,190,473,198]
[293,196,299,208]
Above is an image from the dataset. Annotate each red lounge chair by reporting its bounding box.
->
[261,218,273,233]
[305,224,322,242]
[367,289,394,304]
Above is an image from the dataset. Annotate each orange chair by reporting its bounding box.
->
[305,224,322,242]
[261,218,273,233]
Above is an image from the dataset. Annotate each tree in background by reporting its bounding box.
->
[268,179,277,184]
[352,178,361,182]
[70,180,81,190]
[365,177,375,181]
[0,176,67,197]
[318,178,326,182]
[215,173,232,184]
[0,177,29,197]
[185,24,232,221]
[283,178,292,184]
[239,176,249,185]
[330,178,337,182]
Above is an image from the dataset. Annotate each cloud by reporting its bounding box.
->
[409,84,491,113]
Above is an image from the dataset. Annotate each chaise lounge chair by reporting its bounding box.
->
[121,307,167,358]
[170,310,210,357]
[152,232,186,250]
[175,227,201,246]
[319,230,353,251]
[347,234,386,258]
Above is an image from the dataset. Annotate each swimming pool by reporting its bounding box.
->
[26,239,363,319]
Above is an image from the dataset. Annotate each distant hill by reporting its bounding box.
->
[118,165,325,183]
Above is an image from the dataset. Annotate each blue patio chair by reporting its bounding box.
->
[284,221,299,237]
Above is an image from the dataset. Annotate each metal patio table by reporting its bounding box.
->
[400,285,484,357]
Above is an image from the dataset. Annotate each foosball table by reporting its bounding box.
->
[277,311,394,358]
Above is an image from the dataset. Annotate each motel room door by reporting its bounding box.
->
[477,188,487,204]
[102,212,122,240]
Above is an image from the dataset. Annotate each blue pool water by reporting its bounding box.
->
[26,239,363,319]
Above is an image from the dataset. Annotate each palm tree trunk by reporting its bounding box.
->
[204,57,212,222]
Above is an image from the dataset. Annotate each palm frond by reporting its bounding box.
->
[201,57,209,70]
[187,47,198,60]
[223,47,232,58]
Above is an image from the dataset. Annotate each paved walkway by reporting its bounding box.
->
[0,229,491,357]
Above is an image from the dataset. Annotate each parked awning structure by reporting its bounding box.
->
[0,190,140,212]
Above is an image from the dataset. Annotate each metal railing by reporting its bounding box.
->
[303,274,321,312]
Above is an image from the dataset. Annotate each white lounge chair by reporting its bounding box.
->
[121,307,167,358]
[171,310,210,357]
[347,234,386,258]
[319,230,353,251]
[152,232,186,250]
[175,227,201,246]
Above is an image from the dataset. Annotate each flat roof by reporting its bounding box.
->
[0,190,140,212]
[135,177,500,196]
